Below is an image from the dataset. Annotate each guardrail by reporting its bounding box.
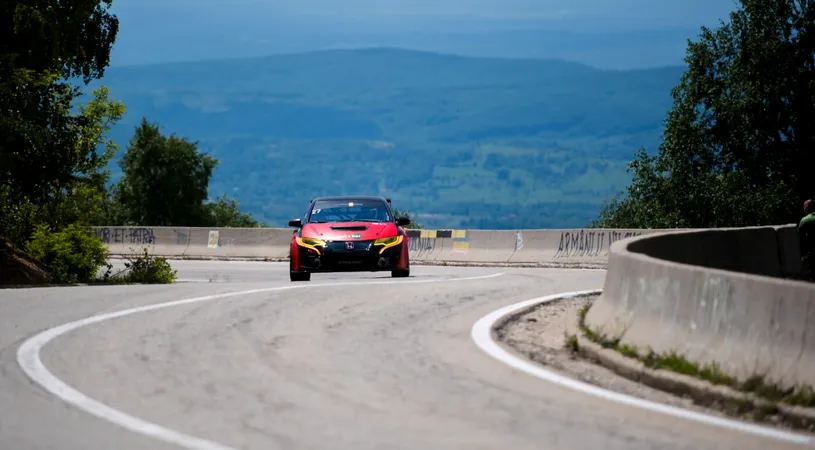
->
[90,226,672,266]
[584,225,815,387]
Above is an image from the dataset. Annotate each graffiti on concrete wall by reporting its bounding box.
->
[555,229,642,258]
[93,227,189,246]
[175,230,189,245]
[607,230,643,250]
[94,227,156,245]
[408,235,437,257]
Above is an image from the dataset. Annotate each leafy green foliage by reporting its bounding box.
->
[392,208,422,229]
[1,0,119,211]
[118,248,177,284]
[594,0,815,228]
[0,86,125,245]
[94,49,683,228]
[46,86,126,225]
[113,118,218,226]
[203,195,261,227]
[4,0,119,82]
[0,0,123,245]
[0,1,214,286]
[105,118,259,228]
[26,223,110,284]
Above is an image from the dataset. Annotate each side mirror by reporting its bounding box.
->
[288,218,302,227]
[396,216,411,227]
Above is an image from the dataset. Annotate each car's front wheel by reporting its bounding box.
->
[290,270,311,282]
[391,268,409,278]
[290,256,311,282]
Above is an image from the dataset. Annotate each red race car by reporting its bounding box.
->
[287,196,411,281]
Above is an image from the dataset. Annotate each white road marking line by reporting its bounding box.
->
[16,272,504,450]
[470,289,815,446]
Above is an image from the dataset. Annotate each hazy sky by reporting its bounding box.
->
[106,0,741,66]
[112,0,738,31]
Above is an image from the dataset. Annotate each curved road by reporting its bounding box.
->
[0,261,806,449]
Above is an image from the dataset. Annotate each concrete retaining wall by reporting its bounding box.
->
[507,228,665,264]
[92,226,293,260]
[91,226,676,266]
[584,225,815,388]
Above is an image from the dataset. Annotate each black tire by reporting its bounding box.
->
[392,251,410,277]
[290,256,311,282]
[290,271,311,282]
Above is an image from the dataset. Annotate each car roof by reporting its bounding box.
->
[311,196,389,203]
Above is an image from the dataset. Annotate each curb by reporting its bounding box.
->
[572,295,815,432]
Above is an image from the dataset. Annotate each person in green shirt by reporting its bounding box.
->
[799,199,815,281]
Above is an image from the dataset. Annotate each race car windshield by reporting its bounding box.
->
[309,200,392,223]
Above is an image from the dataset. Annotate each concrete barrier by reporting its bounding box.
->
[584,225,815,388]
[776,225,805,279]
[183,227,291,259]
[92,226,191,257]
[93,226,674,266]
[405,229,518,263]
[399,228,692,266]
[92,226,293,260]
[507,229,667,265]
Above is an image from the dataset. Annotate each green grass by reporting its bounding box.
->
[95,250,177,285]
[93,48,684,228]
[565,333,580,352]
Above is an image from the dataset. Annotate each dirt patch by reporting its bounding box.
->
[0,237,50,286]
[493,294,809,430]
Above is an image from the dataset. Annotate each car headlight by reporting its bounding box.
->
[296,236,326,254]
[373,235,403,253]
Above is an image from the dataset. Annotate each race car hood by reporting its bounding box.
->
[301,222,398,241]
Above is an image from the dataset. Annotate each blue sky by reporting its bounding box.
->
[111,0,737,28]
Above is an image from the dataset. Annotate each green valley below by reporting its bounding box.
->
[97,48,685,229]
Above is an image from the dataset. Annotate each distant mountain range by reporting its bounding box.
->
[108,0,736,69]
[110,26,702,70]
[94,48,684,228]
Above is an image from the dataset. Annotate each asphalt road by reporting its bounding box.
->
[0,261,809,450]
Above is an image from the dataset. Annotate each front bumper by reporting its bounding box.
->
[295,237,404,272]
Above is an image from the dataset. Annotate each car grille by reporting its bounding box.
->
[326,240,373,251]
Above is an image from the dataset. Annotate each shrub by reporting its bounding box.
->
[121,248,177,284]
[26,223,110,284]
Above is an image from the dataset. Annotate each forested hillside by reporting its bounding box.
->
[95,49,684,228]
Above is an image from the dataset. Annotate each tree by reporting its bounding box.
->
[0,86,125,244]
[48,86,125,226]
[392,208,422,229]
[593,0,815,229]
[114,118,218,226]
[0,1,128,285]
[0,0,119,211]
[203,194,260,227]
